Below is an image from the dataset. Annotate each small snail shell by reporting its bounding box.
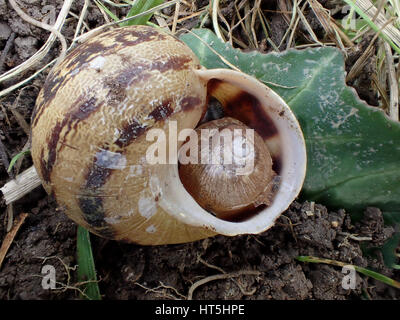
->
[31,25,306,245]
[179,117,277,221]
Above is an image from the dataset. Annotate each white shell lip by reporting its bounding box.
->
[158,68,307,236]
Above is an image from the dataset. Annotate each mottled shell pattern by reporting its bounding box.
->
[31,25,307,245]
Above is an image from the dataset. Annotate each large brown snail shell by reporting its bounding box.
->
[31,25,307,245]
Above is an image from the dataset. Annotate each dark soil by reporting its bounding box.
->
[1,196,399,300]
[0,0,399,300]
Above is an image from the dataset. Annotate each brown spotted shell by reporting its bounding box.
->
[31,25,307,245]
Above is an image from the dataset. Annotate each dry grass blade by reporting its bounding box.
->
[296,1,323,46]
[344,0,400,53]
[0,60,55,99]
[75,0,179,43]
[384,42,399,121]
[72,0,90,43]
[171,0,181,34]
[250,0,262,48]
[0,166,42,205]
[307,0,351,49]
[286,1,309,50]
[277,0,298,49]
[211,0,224,41]
[9,0,67,62]
[0,0,72,88]
[0,213,28,269]
[346,39,375,82]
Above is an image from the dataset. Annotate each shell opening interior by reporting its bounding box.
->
[159,68,307,236]
[177,100,278,222]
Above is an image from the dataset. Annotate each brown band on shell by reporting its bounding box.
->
[36,40,117,123]
[114,119,148,149]
[77,194,116,239]
[148,101,173,121]
[112,27,167,47]
[85,161,113,189]
[65,41,118,70]
[103,55,194,108]
[76,150,118,238]
[33,29,177,127]
[39,95,103,183]
[32,71,68,128]
[76,100,175,233]
[180,96,203,112]
[40,121,62,183]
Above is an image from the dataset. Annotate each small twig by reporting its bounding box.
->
[197,256,224,273]
[286,2,303,50]
[0,138,11,178]
[171,0,180,34]
[0,212,28,269]
[8,86,36,135]
[187,270,260,300]
[6,204,13,232]
[196,256,260,297]
[338,231,373,241]
[0,32,16,74]
[296,1,323,47]
[350,16,397,80]
[279,214,298,243]
[180,28,241,71]
[134,282,185,300]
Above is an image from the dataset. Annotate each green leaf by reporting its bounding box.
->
[383,212,400,226]
[120,0,164,27]
[180,29,400,216]
[77,226,101,300]
[381,232,400,270]
[7,150,30,172]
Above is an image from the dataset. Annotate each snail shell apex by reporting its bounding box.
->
[179,117,276,220]
[31,25,307,245]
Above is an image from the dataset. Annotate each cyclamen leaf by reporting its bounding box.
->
[180,29,400,216]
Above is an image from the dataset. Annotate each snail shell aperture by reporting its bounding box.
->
[31,25,307,245]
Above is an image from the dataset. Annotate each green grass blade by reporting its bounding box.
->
[296,255,400,289]
[342,0,400,54]
[94,0,120,22]
[77,226,101,300]
[120,0,165,27]
[7,150,30,172]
